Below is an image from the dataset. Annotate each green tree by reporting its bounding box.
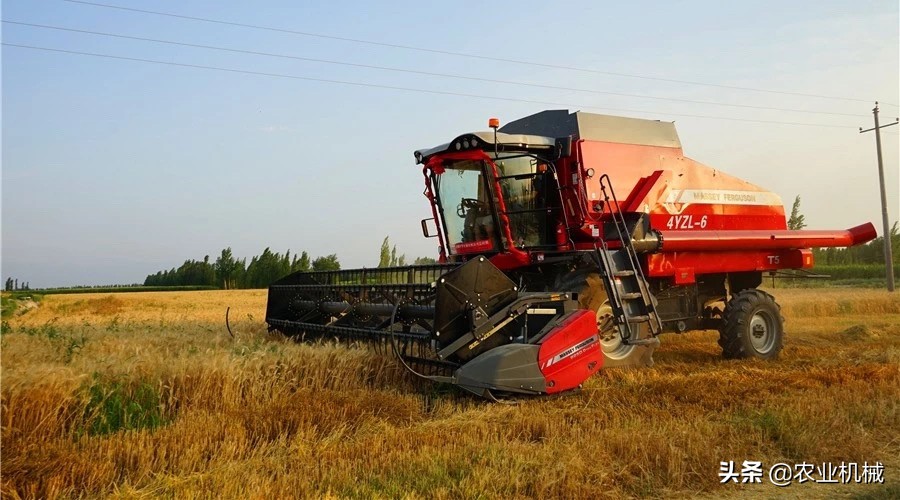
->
[787,195,806,230]
[378,236,406,267]
[292,251,311,272]
[312,254,341,271]
[233,258,247,288]
[282,250,291,275]
[215,247,239,289]
[379,237,391,267]
[245,248,289,288]
[202,255,215,285]
[413,256,438,265]
[145,248,346,289]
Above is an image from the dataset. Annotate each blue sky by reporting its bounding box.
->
[2,0,898,287]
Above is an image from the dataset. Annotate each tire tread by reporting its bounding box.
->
[718,289,784,360]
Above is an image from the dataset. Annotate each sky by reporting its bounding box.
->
[2,0,899,288]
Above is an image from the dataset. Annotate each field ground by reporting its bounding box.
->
[1,288,898,498]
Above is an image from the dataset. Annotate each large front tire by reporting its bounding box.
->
[578,273,657,368]
[718,289,784,360]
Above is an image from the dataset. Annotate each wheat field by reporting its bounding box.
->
[1,288,898,498]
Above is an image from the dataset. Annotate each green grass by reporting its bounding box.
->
[1,294,17,319]
[1,292,42,319]
[81,374,168,436]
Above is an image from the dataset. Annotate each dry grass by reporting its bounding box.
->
[1,288,898,498]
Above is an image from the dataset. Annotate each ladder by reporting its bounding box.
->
[594,174,663,345]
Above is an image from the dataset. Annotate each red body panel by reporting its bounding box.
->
[576,140,787,235]
[538,310,603,394]
[560,138,875,278]
[647,248,814,280]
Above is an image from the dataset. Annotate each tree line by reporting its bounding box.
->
[143,248,340,289]
[144,237,437,289]
[4,278,30,291]
[378,236,436,267]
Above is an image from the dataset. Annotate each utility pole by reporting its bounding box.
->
[859,102,898,292]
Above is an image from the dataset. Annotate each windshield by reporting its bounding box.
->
[433,160,497,254]
[491,154,553,248]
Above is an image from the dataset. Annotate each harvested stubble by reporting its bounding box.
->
[1,288,898,498]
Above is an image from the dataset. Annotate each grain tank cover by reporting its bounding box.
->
[500,110,682,149]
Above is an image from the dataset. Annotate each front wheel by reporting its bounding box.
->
[596,302,657,368]
[579,273,656,368]
[718,289,784,360]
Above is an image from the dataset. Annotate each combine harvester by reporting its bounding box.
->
[266,110,876,399]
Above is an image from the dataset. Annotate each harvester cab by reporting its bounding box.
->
[414,129,563,263]
[266,110,877,400]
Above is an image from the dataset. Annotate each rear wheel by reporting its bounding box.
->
[718,289,784,360]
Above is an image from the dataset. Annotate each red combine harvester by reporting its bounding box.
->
[266,110,876,399]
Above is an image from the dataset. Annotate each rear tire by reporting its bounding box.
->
[718,289,784,360]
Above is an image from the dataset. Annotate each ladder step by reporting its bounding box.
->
[621,292,643,300]
[613,270,635,277]
[627,315,650,323]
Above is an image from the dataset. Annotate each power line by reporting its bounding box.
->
[2,42,859,130]
[3,20,868,119]
[62,0,898,107]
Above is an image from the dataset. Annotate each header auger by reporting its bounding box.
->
[266,110,876,399]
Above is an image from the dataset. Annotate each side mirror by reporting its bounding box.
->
[555,136,573,159]
[421,218,439,238]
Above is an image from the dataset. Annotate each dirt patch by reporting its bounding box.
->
[18,299,39,314]
[59,296,126,316]
[84,296,125,316]
[838,324,879,340]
